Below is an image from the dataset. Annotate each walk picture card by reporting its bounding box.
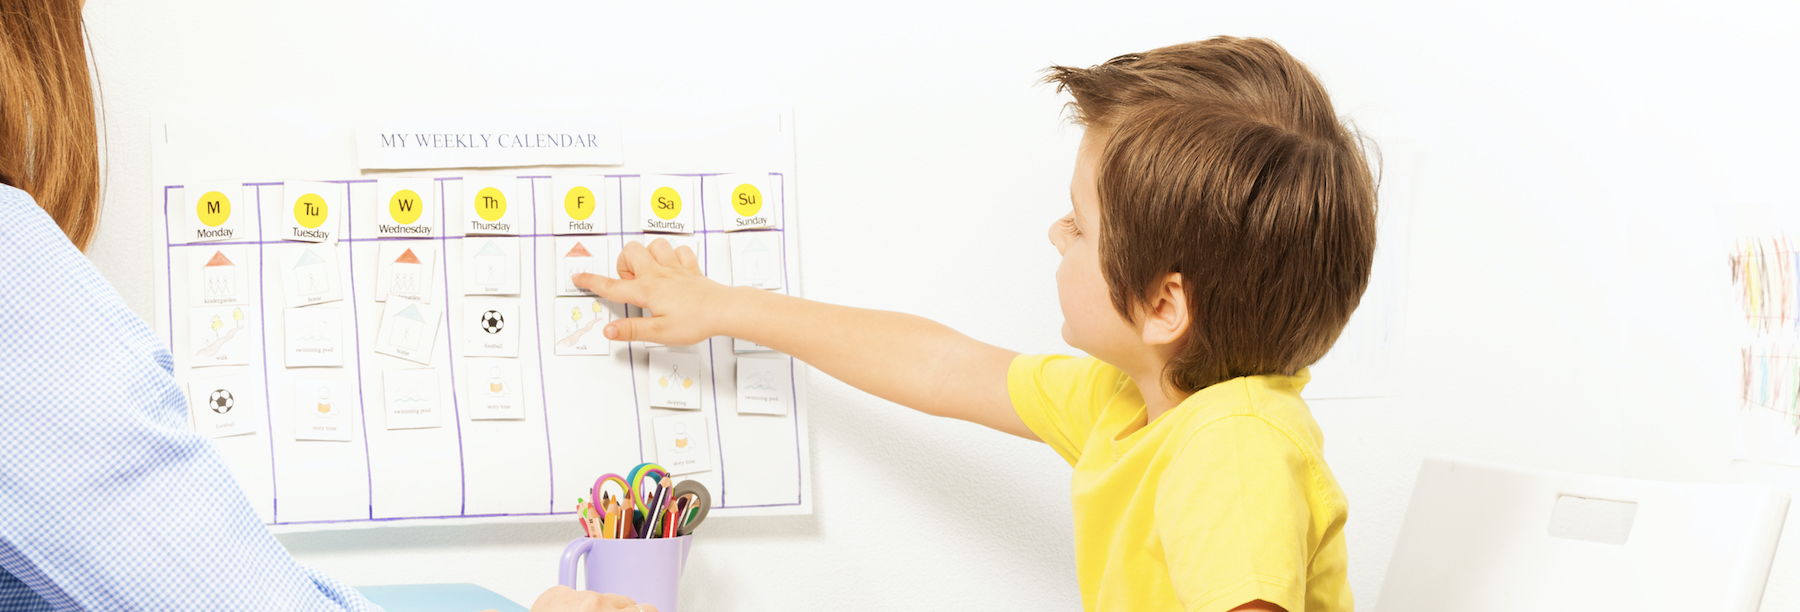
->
[715,173,778,232]
[276,244,343,308]
[551,175,608,235]
[462,237,521,295]
[729,231,783,290]
[553,296,611,356]
[284,307,345,368]
[736,356,790,416]
[652,413,712,476]
[647,350,702,410]
[556,236,609,296]
[462,176,520,236]
[184,181,245,244]
[190,305,253,368]
[293,377,354,442]
[188,372,260,439]
[375,178,436,238]
[465,359,526,420]
[281,181,343,244]
[190,246,250,307]
[376,241,436,303]
[383,368,443,430]
[639,174,695,234]
[463,298,520,358]
[374,297,442,365]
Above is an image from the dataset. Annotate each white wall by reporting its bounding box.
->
[77,0,1800,610]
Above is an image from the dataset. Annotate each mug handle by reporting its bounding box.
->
[559,538,595,589]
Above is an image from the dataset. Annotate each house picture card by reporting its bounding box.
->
[375,178,436,238]
[465,359,526,420]
[652,413,712,476]
[462,176,520,236]
[462,237,521,295]
[184,181,245,244]
[277,244,343,308]
[729,231,783,290]
[281,181,343,244]
[556,236,609,296]
[463,298,520,358]
[376,241,436,303]
[715,173,778,232]
[736,356,790,416]
[374,297,442,365]
[553,296,610,356]
[639,174,695,234]
[284,307,345,368]
[293,377,355,442]
[647,350,702,410]
[551,175,608,235]
[383,368,443,430]
[190,246,250,307]
[189,306,253,368]
[188,372,260,439]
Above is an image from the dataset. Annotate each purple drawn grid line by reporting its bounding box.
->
[252,185,281,523]
[164,230,742,249]
[621,176,645,463]
[162,186,176,376]
[777,171,802,506]
[343,183,378,521]
[274,510,564,526]
[437,179,470,516]
[529,177,557,511]
[700,176,727,504]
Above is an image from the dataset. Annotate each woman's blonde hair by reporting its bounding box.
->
[0,0,100,250]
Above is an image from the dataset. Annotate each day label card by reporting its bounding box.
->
[466,359,526,420]
[284,306,345,368]
[190,246,250,307]
[293,376,354,442]
[652,413,713,476]
[376,241,436,303]
[188,372,259,439]
[462,176,520,236]
[276,243,343,308]
[463,298,520,358]
[729,231,783,290]
[375,178,436,238]
[556,236,608,296]
[282,181,343,244]
[189,305,253,368]
[374,297,442,365]
[185,181,245,244]
[553,296,611,356]
[715,173,778,232]
[462,237,521,295]
[639,174,695,234]
[736,356,790,416]
[551,175,608,235]
[647,350,703,410]
[383,368,443,430]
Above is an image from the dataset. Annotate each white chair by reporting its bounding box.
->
[1378,455,1789,612]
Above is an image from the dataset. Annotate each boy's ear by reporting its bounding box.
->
[1140,272,1190,347]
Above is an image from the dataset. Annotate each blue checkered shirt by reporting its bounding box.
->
[0,184,379,610]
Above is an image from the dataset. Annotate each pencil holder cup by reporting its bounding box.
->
[559,536,693,612]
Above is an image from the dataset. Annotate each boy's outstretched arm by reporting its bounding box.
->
[572,239,1035,440]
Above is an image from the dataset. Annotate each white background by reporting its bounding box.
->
[78,0,1800,610]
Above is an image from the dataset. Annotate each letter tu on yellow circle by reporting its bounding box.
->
[293,193,329,229]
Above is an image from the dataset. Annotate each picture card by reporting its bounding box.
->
[190,246,250,307]
[647,350,703,410]
[383,368,443,430]
[556,236,609,296]
[715,173,778,232]
[374,297,442,365]
[276,243,343,308]
[189,305,253,368]
[734,337,775,354]
[184,181,245,244]
[282,180,343,244]
[188,371,260,439]
[729,231,783,290]
[293,377,354,442]
[551,175,608,235]
[639,174,695,234]
[736,356,790,416]
[553,296,611,356]
[376,241,436,303]
[463,298,520,358]
[462,175,520,236]
[462,237,521,295]
[652,413,713,476]
[284,306,345,368]
[375,177,436,238]
[466,359,526,420]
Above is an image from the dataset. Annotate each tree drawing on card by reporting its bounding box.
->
[198,307,245,358]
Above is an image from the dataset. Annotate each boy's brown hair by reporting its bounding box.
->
[1045,36,1377,394]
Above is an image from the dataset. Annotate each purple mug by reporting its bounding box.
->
[559,536,693,612]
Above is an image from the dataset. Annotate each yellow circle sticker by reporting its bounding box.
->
[474,186,507,222]
[293,193,328,229]
[650,186,682,220]
[564,186,596,221]
[196,191,232,227]
[730,183,763,217]
[389,189,424,225]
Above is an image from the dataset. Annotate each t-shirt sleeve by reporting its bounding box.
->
[1007,354,1112,466]
[1155,416,1316,612]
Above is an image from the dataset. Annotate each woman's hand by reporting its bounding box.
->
[572,237,736,346]
[527,585,659,612]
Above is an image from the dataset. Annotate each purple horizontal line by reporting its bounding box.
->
[168,228,778,248]
[244,182,286,186]
[274,511,565,525]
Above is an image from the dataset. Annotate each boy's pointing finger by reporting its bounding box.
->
[571,273,643,307]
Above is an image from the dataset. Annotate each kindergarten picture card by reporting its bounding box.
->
[461,176,520,236]
[653,414,712,476]
[376,241,436,303]
[190,246,250,307]
[462,237,521,295]
[383,368,443,430]
[375,178,436,238]
[556,236,609,296]
[639,174,695,234]
[715,173,778,232]
[188,372,260,439]
[184,181,245,244]
[189,306,253,368]
[647,350,703,410]
[276,243,343,308]
[551,175,607,235]
[293,377,354,442]
[281,181,343,244]
[374,297,442,365]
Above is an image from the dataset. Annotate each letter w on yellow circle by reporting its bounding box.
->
[389,189,423,224]
[731,184,763,217]
[651,186,682,220]
[196,191,232,227]
[293,193,328,229]
[475,187,507,221]
[564,186,595,221]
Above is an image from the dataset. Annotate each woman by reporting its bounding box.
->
[0,3,644,610]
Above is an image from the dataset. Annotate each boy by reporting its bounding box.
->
[574,36,1374,612]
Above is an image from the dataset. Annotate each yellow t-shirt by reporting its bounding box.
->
[1009,354,1351,612]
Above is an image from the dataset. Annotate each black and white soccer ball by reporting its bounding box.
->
[208,389,235,414]
[480,310,505,334]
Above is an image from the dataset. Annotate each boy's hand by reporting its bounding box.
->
[528,585,658,612]
[572,238,732,346]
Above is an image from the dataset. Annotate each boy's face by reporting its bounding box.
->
[1049,129,1145,368]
